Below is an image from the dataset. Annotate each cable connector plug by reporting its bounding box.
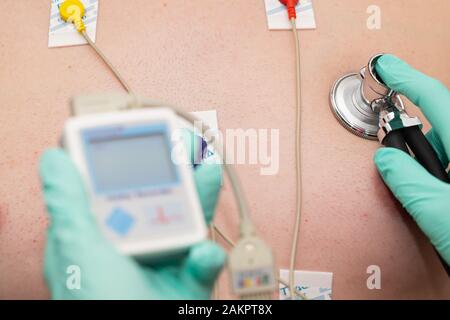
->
[229,236,276,299]
[279,0,299,20]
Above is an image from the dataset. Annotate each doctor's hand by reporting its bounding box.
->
[374,54,450,265]
[39,135,225,299]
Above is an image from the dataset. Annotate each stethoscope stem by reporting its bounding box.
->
[382,130,409,154]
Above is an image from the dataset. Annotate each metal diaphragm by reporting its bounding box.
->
[330,73,379,140]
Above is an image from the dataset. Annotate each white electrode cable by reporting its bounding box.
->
[81,31,134,95]
[139,99,256,236]
[210,13,306,301]
[289,17,304,300]
[59,0,133,94]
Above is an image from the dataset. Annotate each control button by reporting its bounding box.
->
[106,207,134,236]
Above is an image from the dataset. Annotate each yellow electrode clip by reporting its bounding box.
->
[59,0,86,32]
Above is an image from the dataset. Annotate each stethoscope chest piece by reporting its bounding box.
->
[330,73,379,140]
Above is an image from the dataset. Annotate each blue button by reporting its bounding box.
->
[106,207,134,236]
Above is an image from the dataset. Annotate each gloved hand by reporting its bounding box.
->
[374,54,450,265]
[39,134,225,299]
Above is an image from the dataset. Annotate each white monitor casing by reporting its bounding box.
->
[63,108,207,260]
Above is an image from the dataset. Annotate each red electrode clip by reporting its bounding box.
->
[279,0,299,20]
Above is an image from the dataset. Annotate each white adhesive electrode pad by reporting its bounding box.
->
[279,270,333,300]
[48,0,99,47]
[264,0,316,30]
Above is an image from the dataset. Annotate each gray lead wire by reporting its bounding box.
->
[81,31,134,95]
[140,99,255,233]
[288,18,305,300]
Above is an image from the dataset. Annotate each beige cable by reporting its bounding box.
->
[210,222,220,300]
[140,100,256,235]
[209,19,305,300]
[81,31,134,95]
[213,224,235,247]
[288,17,304,300]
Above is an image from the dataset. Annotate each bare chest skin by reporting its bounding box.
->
[0,0,449,299]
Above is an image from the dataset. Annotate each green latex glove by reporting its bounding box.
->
[374,54,450,265]
[39,134,225,299]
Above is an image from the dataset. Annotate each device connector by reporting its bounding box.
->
[229,236,276,299]
[279,0,299,20]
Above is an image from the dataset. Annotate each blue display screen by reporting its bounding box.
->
[82,123,178,194]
